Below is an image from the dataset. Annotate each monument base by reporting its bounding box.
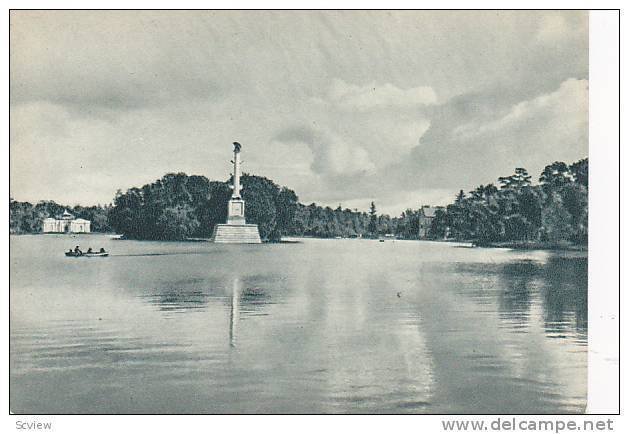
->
[211,223,262,244]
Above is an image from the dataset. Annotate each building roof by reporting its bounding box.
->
[61,210,74,219]
[73,218,90,223]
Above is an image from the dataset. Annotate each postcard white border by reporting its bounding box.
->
[1,3,622,433]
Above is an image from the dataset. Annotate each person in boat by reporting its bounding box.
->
[87,248,93,254]
[99,248,106,253]
[74,246,82,255]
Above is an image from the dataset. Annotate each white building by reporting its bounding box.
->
[42,210,91,233]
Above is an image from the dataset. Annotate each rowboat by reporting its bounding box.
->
[65,252,109,257]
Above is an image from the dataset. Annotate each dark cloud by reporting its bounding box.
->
[10,11,588,214]
[10,11,229,112]
[383,78,589,193]
[12,76,222,112]
[274,126,318,145]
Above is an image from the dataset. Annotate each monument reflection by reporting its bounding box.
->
[229,276,240,348]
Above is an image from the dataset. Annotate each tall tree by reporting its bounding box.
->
[368,201,378,236]
[541,192,573,243]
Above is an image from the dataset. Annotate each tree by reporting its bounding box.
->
[275,187,299,237]
[156,204,200,240]
[431,158,586,245]
[539,161,571,194]
[570,158,588,187]
[541,192,573,244]
[368,201,378,236]
[109,173,207,240]
[396,208,421,239]
[496,168,538,240]
[499,167,532,191]
[13,156,588,246]
[455,190,466,204]
[240,174,279,241]
[107,172,306,241]
[429,208,448,239]
[10,199,111,234]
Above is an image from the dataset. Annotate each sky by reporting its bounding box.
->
[9,10,588,215]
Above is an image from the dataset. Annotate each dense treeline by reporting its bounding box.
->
[107,173,303,241]
[428,159,588,246]
[10,157,587,245]
[9,199,112,234]
[107,173,424,241]
[288,202,401,238]
[285,158,588,244]
[289,203,371,238]
[106,172,391,241]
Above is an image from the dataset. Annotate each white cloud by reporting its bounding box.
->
[395,120,432,152]
[408,77,588,193]
[315,138,375,176]
[305,80,433,167]
[273,126,376,177]
[9,11,588,214]
[327,79,437,111]
[453,78,587,141]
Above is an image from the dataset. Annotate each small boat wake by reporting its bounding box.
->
[107,251,218,258]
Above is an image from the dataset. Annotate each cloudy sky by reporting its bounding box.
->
[10,10,588,215]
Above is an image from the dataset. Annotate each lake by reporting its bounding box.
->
[9,234,587,414]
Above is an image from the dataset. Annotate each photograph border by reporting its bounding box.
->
[5,7,621,418]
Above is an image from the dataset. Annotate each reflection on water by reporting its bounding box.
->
[495,257,587,341]
[498,261,537,327]
[540,257,588,338]
[10,235,587,414]
[146,290,210,313]
[454,256,587,344]
[230,277,240,348]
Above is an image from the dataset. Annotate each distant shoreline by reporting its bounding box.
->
[8,232,588,252]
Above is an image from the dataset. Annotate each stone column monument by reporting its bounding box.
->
[210,142,262,243]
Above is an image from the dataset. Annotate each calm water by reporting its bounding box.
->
[10,234,587,414]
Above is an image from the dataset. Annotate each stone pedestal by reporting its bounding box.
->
[226,198,246,225]
[210,143,262,244]
[211,198,261,244]
[211,223,262,243]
